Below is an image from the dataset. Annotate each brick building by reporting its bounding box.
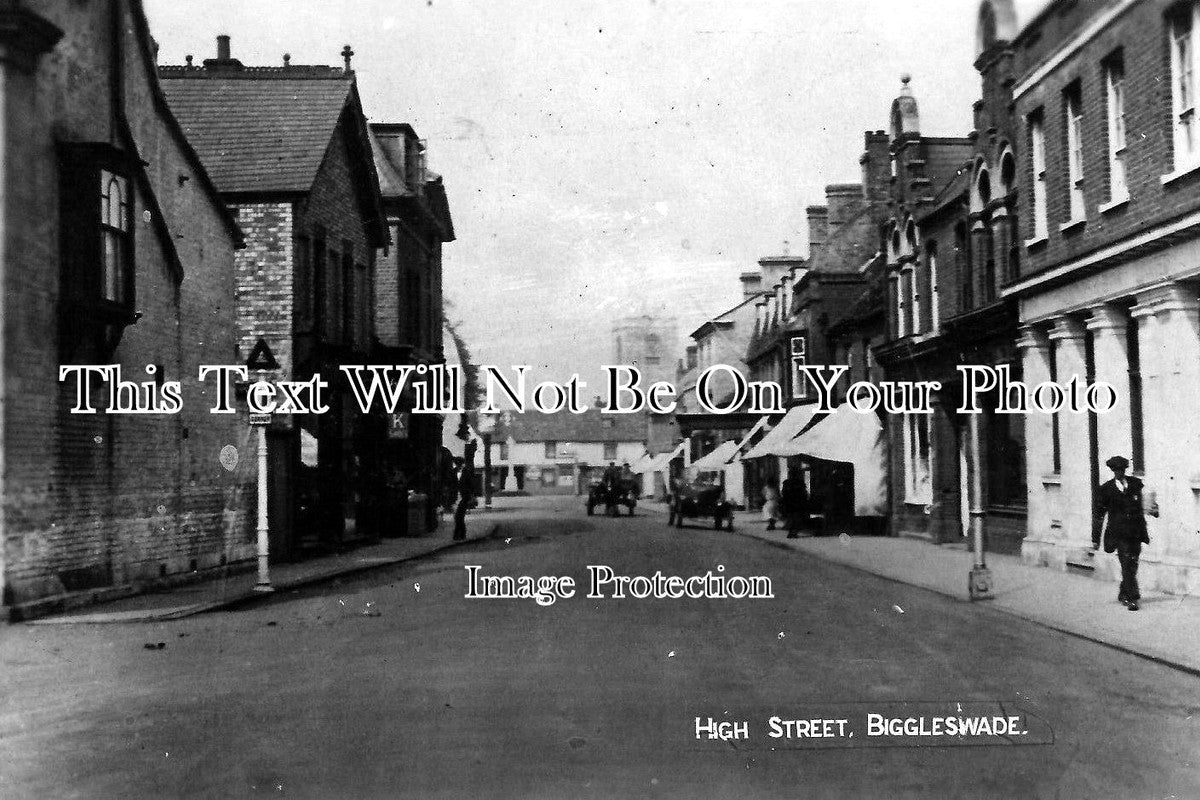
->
[995,0,1200,593]
[370,123,455,533]
[160,38,389,557]
[741,180,888,521]
[1,0,247,617]
[871,63,1030,554]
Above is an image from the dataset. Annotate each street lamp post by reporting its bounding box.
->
[250,412,273,593]
[477,411,498,509]
[967,411,991,600]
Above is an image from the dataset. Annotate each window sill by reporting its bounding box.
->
[1024,234,1049,250]
[1098,195,1129,215]
[1058,217,1086,234]
[1161,160,1200,186]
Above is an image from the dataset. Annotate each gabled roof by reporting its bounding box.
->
[504,408,647,444]
[158,65,355,194]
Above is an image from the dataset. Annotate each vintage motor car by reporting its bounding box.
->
[667,478,734,530]
[586,476,638,516]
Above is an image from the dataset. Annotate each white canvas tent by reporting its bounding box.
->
[743,404,819,460]
[774,403,887,516]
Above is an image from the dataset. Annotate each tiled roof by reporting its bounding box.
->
[503,408,647,444]
[158,67,353,194]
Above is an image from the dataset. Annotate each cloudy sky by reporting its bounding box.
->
[146,0,980,393]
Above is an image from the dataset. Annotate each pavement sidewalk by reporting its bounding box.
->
[20,511,505,625]
[736,519,1200,675]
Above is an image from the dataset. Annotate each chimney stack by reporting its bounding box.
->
[806,205,828,263]
[217,34,230,61]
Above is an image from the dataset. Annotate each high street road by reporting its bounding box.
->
[2,496,1198,799]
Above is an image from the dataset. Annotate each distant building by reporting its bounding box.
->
[1,0,245,617]
[612,314,679,458]
[160,37,390,556]
[491,410,648,495]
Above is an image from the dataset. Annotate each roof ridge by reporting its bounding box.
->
[158,64,351,80]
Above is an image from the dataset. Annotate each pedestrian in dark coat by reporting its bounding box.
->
[780,472,809,539]
[1094,455,1157,611]
[453,440,478,541]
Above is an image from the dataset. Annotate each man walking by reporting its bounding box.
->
[453,440,478,542]
[780,471,809,539]
[1094,455,1157,611]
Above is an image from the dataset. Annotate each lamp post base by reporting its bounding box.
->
[968,566,993,601]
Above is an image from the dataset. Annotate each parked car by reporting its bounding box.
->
[586,477,638,516]
[668,478,734,530]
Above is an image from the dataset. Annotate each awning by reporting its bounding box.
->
[775,403,887,516]
[688,440,740,472]
[742,404,820,459]
[641,442,685,474]
[729,415,769,461]
[628,451,654,474]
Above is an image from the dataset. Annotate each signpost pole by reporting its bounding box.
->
[252,415,273,593]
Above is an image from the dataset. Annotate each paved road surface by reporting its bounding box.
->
[2,495,1198,799]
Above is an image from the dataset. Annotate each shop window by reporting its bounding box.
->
[985,395,1027,507]
[904,413,933,504]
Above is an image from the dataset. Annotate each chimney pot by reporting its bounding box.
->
[216,34,230,61]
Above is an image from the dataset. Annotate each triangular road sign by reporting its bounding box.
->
[245,338,280,371]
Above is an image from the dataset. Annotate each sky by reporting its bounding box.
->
[145,0,982,394]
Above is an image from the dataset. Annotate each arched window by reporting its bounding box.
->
[927,242,940,329]
[101,170,132,305]
[955,221,972,310]
[999,149,1016,196]
[904,219,918,254]
[890,227,902,262]
[975,166,992,210]
[644,333,661,364]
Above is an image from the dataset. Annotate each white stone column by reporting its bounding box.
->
[1049,317,1091,548]
[1133,285,1200,559]
[1017,326,1053,550]
[1086,304,1133,466]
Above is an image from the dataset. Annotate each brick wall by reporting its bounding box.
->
[1014,0,1200,277]
[234,203,295,375]
[4,0,248,609]
[295,116,376,357]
